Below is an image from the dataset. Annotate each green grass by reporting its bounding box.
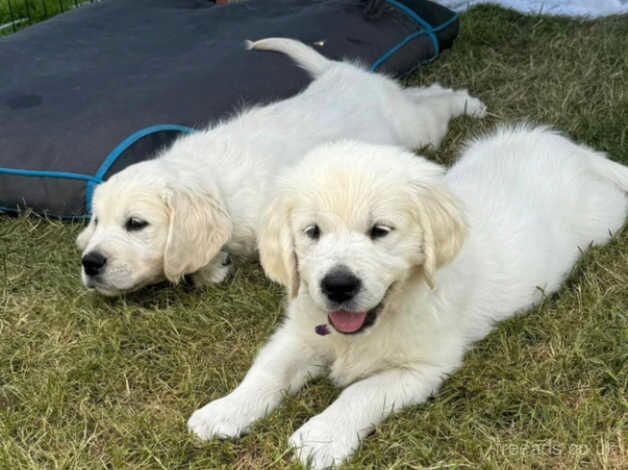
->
[1,5,627,469]
[0,0,93,34]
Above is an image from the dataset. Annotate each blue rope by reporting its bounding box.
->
[0,167,100,182]
[84,124,194,214]
[383,0,440,55]
[370,1,459,72]
[0,124,195,217]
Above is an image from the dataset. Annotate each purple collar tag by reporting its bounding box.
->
[315,324,330,336]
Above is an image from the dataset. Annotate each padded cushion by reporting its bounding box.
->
[0,0,458,218]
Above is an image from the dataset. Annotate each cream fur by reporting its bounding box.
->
[188,127,628,469]
[76,38,486,296]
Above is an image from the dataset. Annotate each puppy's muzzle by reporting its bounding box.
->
[320,266,362,304]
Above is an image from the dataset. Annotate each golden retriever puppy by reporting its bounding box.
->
[188,127,627,468]
[76,38,486,296]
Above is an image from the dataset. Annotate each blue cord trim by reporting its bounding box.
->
[0,124,194,218]
[84,124,195,214]
[384,0,439,54]
[370,30,424,72]
[433,14,459,34]
[0,167,100,182]
[370,1,459,72]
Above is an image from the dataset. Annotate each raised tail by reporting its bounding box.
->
[246,37,332,78]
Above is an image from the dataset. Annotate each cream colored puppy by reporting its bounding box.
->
[188,127,628,468]
[76,38,486,296]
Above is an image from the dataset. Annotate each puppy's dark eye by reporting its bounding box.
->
[304,224,321,240]
[93,217,98,226]
[125,217,149,231]
[369,224,393,240]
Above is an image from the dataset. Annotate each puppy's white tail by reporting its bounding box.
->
[590,153,628,192]
[246,37,331,77]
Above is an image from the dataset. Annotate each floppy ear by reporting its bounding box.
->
[163,185,232,283]
[76,218,96,251]
[257,193,299,298]
[411,178,466,288]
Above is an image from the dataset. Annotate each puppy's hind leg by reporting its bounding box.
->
[403,83,449,98]
[397,87,487,149]
[405,86,487,118]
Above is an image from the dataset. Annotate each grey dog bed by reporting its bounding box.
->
[0,0,459,218]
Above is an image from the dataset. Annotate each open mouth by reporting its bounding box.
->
[327,303,383,335]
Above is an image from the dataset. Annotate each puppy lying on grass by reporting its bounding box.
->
[188,126,628,468]
[76,38,485,296]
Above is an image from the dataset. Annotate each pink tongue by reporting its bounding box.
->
[329,311,368,333]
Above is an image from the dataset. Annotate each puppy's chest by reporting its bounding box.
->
[327,333,418,387]
[328,351,386,386]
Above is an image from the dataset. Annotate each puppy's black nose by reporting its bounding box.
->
[82,252,107,276]
[321,267,362,303]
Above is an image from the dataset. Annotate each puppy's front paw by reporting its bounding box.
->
[187,396,253,440]
[289,415,359,469]
[464,95,487,118]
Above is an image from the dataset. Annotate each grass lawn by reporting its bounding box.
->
[1,5,627,469]
[0,0,93,34]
